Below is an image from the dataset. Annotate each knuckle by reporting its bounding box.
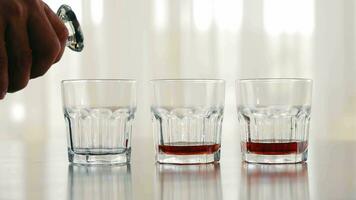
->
[9,78,29,93]
[37,40,61,67]
[16,80,29,90]
[13,49,32,69]
[32,39,61,78]
[0,50,8,93]
[8,2,26,19]
[33,67,49,78]
[58,25,69,44]
[8,50,31,92]
[18,49,32,67]
[0,54,7,67]
[31,63,51,79]
[0,79,9,92]
[54,52,63,64]
[45,41,61,62]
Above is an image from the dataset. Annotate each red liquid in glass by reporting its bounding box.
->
[159,142,220,155]
[242,140,308,155]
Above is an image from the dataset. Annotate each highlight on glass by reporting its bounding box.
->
[236,78,313,164]
[151,79,225,164]
[61,79,136,165]
[57,4,84,52]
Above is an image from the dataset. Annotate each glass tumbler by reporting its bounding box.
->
[151,79,225,164]
[62,79,136,165]
[237,78,313,164]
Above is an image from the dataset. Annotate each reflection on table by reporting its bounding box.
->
[67,164,132,200]
[240,163,309,200]
[155,164,223,200]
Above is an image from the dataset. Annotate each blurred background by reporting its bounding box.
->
[0,0,355,199]
[0,0,354,141]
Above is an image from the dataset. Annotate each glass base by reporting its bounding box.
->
[68,149,131,165]
[157,150,220,164]
[242,151,308,164]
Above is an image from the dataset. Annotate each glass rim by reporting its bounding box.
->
[237,78,312,83]
[61,79,137,84]
[150,78,225,83]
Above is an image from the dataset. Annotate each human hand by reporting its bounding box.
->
[0,0,68,99]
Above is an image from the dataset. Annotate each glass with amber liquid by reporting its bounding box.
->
[237,78,313,164]
[151,79,225,164]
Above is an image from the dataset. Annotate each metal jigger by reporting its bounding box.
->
[57,5,84,52]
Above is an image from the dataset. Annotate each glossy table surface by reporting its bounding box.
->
[0,0,354,199]
[0,130,353,200]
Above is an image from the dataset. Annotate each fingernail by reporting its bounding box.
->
[0,91,6,99]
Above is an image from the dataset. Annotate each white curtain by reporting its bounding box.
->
[0,0,356,199]
[0,0,355,142]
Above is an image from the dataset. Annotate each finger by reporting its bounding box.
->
[6,20,32,93]
[0,19,8,99]
[28,3,61,79]
[43,3,68,63]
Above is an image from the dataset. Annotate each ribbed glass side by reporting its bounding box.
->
[64,107,135,155]
[237,105,311,163]
[152,106,224,148]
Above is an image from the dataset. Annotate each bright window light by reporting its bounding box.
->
[264,0,314,35]
[154,0,168,31]
[91,0,103,25]
[215,0,242,32]
[11,103,26,122]
[193,0,214,31]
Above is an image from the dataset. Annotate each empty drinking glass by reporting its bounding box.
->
[236,78,313,164]
[61,79,136,165]
[151,79,225,164]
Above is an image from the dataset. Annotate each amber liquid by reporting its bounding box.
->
[159,142,221,155]
[242,140,308,155]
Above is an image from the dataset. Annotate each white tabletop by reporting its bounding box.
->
[0,128,352,200]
